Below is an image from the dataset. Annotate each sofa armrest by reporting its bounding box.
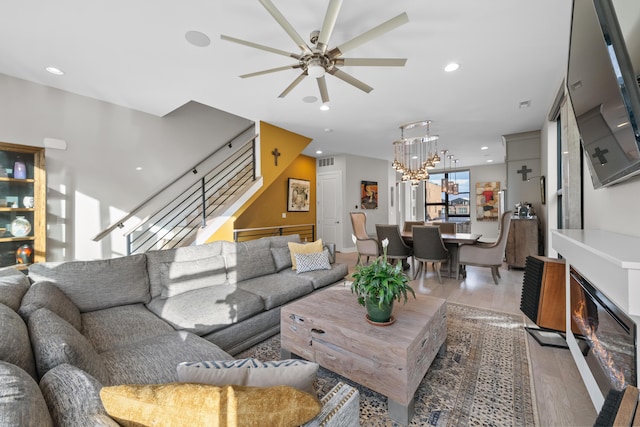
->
[302,382,360,427]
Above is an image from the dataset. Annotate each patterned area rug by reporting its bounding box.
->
[237,302,538,426]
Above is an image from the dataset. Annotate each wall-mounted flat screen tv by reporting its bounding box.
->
[567,0,640,188]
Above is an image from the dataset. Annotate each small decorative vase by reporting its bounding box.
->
[22,196,34,208]
[365,298,394,324]
[15,244,33,264]
[10,216,31,237]
[13,156,26,179]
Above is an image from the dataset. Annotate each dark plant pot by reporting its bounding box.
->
[365,298,394,323]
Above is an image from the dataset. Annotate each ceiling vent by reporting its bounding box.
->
[318,157,335,167]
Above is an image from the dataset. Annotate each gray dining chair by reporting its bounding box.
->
[350,212,379,265]
[458,211,513,284]
[432,221,456,235]
[412,225,450,283]
[403,221,425,233]
[375,224,413,271]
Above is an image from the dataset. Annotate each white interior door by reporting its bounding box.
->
[317,171,343,250]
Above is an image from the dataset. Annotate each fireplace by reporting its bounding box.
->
[570,267,637,397]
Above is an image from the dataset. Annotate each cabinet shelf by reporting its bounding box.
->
[0,177,35,183]
[0,236,35,243]
[0,142,45,267]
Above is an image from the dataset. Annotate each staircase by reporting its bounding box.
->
[126,139,257,254]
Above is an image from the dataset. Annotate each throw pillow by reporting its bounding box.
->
[19,280,82,331]
[159,255,227,299]
[176,358,318,395]
[287,239,323,270]
[0,267,30,312]
[100,383,321,427]
[295,249,331,274]
[270,246,292,272]
[0,361,53,427]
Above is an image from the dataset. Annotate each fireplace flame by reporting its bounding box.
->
[573,297,627,391]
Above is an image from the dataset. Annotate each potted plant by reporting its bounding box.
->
[351,237,415,324]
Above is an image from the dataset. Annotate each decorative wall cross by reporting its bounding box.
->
[517,164,532,181]
[271,148,281,166]
[592,147,609,165]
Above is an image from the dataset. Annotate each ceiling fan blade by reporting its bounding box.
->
[240,64,302,79]
[335,58,407,67]
[278,72,307,98]
[317,76,330,104]
[317,0,343,54]
[328,68,373,93]
[329,12,409,58]
[259,0,312,54]
[221,35,301,59]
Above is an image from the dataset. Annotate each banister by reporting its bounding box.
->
[92,127,257,242]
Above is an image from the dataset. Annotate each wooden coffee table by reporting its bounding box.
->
[280,283,447,425]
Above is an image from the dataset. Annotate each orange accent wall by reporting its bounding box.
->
[207,121,314,242]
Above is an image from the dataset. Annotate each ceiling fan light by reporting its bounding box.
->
[307,63,326,79]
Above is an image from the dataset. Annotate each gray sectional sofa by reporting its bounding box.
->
[0,235,360,426]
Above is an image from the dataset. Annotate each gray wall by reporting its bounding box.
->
[0,74,253,261]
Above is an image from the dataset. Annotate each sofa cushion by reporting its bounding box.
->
[81,304,174,353]
[39,363,118,427]
[266,234,302,248]
[101,331,232,385]
[278,263,349,290]
[0,361,53,427]
[295,249,331,274]
[271,246,292,272]
[236,274,314,310]
[226,246,276,284]
[146,285,265,336]
[288,239,323,270]
[146,241,225,299]
[0,267,30,312]
[0,303,37,379]
[177,358,318,395]
[159,254,227,299]
[19,280,82,330]
[28,308,110,385]
[28,254,150,312]
[100,383,321,427]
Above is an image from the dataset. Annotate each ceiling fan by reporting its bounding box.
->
[221,0,409,104]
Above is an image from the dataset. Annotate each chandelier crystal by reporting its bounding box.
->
[392,119,439,186]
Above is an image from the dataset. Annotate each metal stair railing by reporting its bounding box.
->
[126,137,257,254]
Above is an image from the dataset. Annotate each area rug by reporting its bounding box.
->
[237,302,538,426]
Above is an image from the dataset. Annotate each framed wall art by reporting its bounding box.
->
[287,178,310,212]
[361,180,378,209]
[476,181,500,221]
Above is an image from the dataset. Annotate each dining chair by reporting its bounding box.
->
[375,224,414,271]
[412,225,450,283]
[349,212,379,265]
[432,221,456,235]
[402,221,425,233]
[458,211,513,284]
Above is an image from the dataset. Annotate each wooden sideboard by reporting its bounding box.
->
[505,217,539,269]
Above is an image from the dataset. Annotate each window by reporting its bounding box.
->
[424,170,470,221]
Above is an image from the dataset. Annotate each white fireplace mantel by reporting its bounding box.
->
[552,229,640,411]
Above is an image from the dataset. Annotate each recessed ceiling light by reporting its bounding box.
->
[45,66,64,75]
[486,159,493,163]
[320,103,330,111]
[444,63,459,72]
[135,166,143,171]
[316,150,323,154]
[481,146,488,150]
[303,96,318,103]
[519,100,531,108]
[323,128,332,133]
[185,30,211,47]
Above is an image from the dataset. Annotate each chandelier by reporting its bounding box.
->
[391,119,440,186]
[440,152,459,195]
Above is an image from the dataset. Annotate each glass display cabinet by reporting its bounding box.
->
[0,142,46,268]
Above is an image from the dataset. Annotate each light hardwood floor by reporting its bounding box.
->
[335,251,598,427]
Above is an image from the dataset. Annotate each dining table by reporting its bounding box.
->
[401,230,482,279]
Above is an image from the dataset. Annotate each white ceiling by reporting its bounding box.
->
[0,0,573,168]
